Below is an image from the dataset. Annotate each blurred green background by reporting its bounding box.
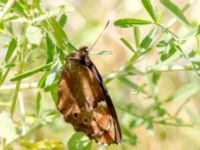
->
[0,0,200,150]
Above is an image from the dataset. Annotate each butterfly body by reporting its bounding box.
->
[58,47,122,144]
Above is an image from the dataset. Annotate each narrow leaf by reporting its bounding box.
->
[59,14,67,27]
[120,37,135,53]
[148,71,160,94]
[139,28,156,52]
[161,0,191,27]
[118,76,139,90]
[10,63,52,81]
[133,27,140,48]
[38,72,49,88]
[141,0,157,22]
[44,62,61,89]
[48,18,68,50]
[121,126,137,145]
[167,83,199,102]
[50,86,59,105]
[5,39,17,63]
[46,34,54,63]
[89,50,112,55]
[114,18,152,28]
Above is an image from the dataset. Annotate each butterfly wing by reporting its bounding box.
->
[58,48,122,144]
[81,49,122,143]
[58,56,119,144]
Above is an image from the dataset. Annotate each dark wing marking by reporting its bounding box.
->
[82,52,122,143]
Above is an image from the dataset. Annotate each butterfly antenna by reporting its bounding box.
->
[88,20,110,51]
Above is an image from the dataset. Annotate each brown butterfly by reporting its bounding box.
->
[57,47,122,144]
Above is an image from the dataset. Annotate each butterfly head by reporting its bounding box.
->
[65,46,89,62]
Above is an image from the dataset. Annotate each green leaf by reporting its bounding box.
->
[48,18,68,50]
[50,85,59,105]
[32,4,74,23]
[10,63,52,81]
[154,39,181,68]
[145,119,154,135]
[38,72,49,88]
[44,62,61,89]
[160,44,178,61]
[68,132,91,150]
[133,27,140,48]
[124,64,143,75]
[161,0,191,28]
[157,40,168,47]
[46,34,54,63]
[89,50,112,55]
[118,76,139,90]
[120,37,135,53]
[68,133,83,150]
[167,83,199,102]
[121,126,137,145]
[26,26,42,45]
[148,72,160,94]
[59,14,67,27]
[5,38,17,63]
[139,28,156,53]
[114,18,152,28]
[12,2,28,18]
[141,0,157,22]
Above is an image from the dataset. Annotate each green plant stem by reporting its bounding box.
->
[118,104,194,128]
[174,99,191,117]
[0,0,16,20]
[9,23,27,118]
[155,22,179,39]
[9,80,21,117]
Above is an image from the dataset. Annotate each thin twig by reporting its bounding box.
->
[153,121,194,128]
[174,99,191,117]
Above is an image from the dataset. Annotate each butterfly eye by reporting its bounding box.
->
[74,113,78,118]
[84,119,88,122]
